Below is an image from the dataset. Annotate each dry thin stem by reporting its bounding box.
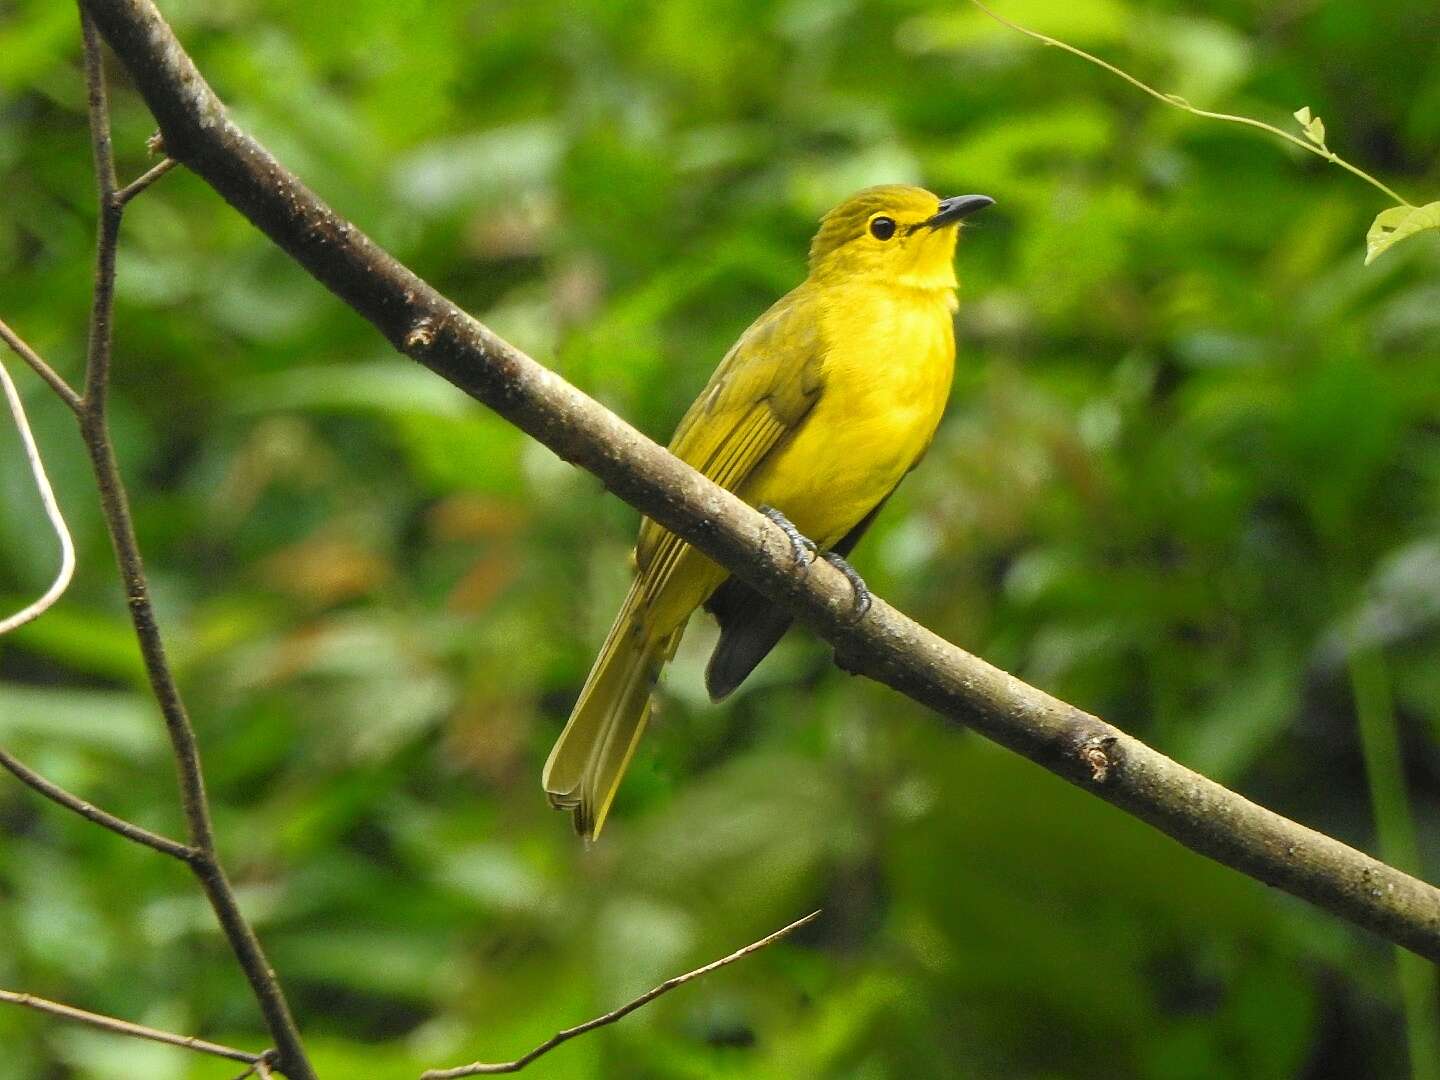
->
[0,147,250,1075]
[0,357,76,635]
[115,156,178,205]
[966,0,1414,207]
[421,911,821,1078]
[0,747,194,861]
[78,9,120,411]
[0,988,264,1065]
[67,12,317,1079]
[0,318,82,412]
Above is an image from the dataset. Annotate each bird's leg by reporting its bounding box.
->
[820,550,872,620]
[760,505,817,564]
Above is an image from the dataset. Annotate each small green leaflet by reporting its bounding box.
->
[1365,202,1440,265]
[1288,106,1436,264]
[1292,106,1327,148]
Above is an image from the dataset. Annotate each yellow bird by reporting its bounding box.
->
[543,185,993,838]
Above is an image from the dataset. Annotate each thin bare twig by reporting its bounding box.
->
[115,156,178,206]
[0,318,81,412]
[0,357,76,634]
[0,988,264,1064]
[421,911,821,1078]
[78,9,119,411]
[68,12,316,1079]
[0,748,194,861]
[965,0,1413,206]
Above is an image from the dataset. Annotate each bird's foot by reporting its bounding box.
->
[820,550,872,620]
[760,505,817,565]
[759,507,869,618]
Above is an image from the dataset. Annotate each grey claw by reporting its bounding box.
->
[821,550,871,620]
[761,505,817,565]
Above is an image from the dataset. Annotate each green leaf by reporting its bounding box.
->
[1293,105,1312,126]
[1365,201,1440,265]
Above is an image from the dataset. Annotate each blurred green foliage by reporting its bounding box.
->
[2,0,1439,1076]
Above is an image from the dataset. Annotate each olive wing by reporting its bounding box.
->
[633,288,826,603]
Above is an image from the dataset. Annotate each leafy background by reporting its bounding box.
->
[2,0,1439,1076]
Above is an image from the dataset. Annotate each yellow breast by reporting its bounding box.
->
[741,282,956,548]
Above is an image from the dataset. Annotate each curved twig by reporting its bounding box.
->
[422,911,821,1078]
[0,356,76,635]
[964,0,1413,207]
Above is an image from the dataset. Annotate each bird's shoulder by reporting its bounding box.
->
[669,282,828,449]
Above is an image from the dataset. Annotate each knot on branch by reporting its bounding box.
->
[405,318,437,351]
[1078,734,1119,784]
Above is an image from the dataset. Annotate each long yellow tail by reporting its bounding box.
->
[542,581,680,840]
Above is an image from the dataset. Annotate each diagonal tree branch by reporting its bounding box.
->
[79,0,1440,963]
[0,988,269,1066]
[421,911,821,1078]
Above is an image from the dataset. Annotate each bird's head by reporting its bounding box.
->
[807,185,992,293]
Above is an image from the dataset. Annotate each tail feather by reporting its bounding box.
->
[704,576,794,701]
[543,583,679,839]
[702,497,892,702]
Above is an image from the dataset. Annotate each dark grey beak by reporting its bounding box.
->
[924,194,994,229]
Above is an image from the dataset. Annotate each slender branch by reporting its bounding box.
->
[0,318,82,412]
[68,13,317,1079]
[115,156,178,206]
[0,747,194,861]
[0,357,76,634]
[0,988,265,1065]
[76,8,214,849]
[422,911,821,1078]
[80,0,1440,961]
[965,0,1413,207]
[78,9,120,412]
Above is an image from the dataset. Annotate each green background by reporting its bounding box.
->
[2,0,1439,1076]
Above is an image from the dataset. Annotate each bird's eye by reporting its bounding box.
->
[869,215,897,241]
